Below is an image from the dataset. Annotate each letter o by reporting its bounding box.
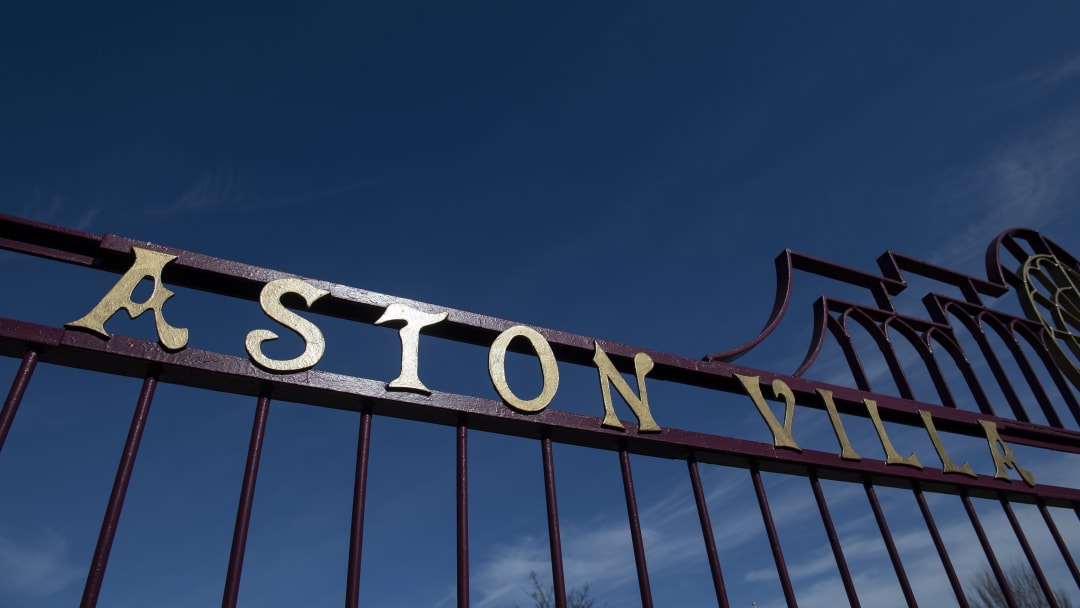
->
[488,325,560,413]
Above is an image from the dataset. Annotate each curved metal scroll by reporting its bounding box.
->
[705,227,1080,430]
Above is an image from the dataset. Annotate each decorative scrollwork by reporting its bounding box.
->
[1019,254,1080,389]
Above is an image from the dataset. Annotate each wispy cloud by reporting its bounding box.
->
[1005,52,1080,91]
[153,168,250,215]
[19,191,64,224]
[13,190,100,233]
[934,113,1080,273]
[0,528,83,599]
[73,207,99,231]
[747,493,1079,608]
[932,46,1080,275]
[468,443,1077,607]
[467,467,862,607]
[151,168,393,217]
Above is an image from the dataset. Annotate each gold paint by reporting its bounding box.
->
[593,344,661,433]
[375,303,448,394]
[978,420,1036,487]
[918,410,976,478]
[863,399,922,469]
[67,247,189,350]
[1018,254,1080,390]
[816,389,860,460]
[735,374,800,451]
[487,325,559,413]
[245,278,329,372]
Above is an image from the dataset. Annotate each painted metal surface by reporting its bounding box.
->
[0,213,1077,607]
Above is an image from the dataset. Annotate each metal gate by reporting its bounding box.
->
[0,214,1077,607]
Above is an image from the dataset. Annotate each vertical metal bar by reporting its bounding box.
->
[828,318,873,392]
[962,493,1017,608]
[750,465,797,608]
[541,436,568,608]
[1033,342,1080,428]
[0,349,38,454]
[999,337,1062,428]
[969,324,1028,421]
[1000,500,1059,608]
[687,457,729,608]
[1039,502,1080,588]
[863,483,917,607]
[222,393,271,608]
[80,374,158,608]
[619,449,654,608]
[346,410,373,608]
[809,473,859,607]
[912,486,968,608]
[457,422,469,608]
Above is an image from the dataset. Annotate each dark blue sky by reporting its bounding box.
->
[6,5,1080,338]
[1,3,1080,607]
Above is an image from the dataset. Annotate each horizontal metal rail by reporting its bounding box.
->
[0,317,1075,509]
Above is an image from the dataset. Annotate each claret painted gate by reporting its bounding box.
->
[0,214,1077,607]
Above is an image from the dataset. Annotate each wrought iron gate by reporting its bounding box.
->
[0,214,1077,607]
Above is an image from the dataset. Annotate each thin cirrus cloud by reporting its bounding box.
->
[901,53,1080,277]
[467,466,863,607]
[151,169,392,216]
[0,528,83,600]
[468,419,1078,606]
[748,494,1078,608]
[1005,52,1080,91]
[15,193,99,233]
[933,109,1080,273]
[152,169,250,215]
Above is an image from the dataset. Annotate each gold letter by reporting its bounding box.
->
[593,344,660,432]
[919,411,976,478]
[864,399,922,469]
[375,303,448,394]
[488,325,559,413]
[245,278,329,372]
[978,420,1036,487]
[736,375,800,451]
[817,389,859,460]
[67,247,189,350]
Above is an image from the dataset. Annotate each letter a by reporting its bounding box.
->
[978,420,1036,487]
[593,343,660,433]
[67,247,188,350]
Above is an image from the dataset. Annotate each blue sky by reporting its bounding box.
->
[2,3,1080,607]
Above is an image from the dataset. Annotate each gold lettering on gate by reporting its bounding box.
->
[978,420,1036,487]
[53,237,1071,490]
[488,325,560,413]
[919,410,976,478]
[593,344,660,432]
[735,375,800,451]
[67,247,189,350]
[816,389,860,460]
[863,398,922,469]
[376,304,448,394]
[245,278,329,372]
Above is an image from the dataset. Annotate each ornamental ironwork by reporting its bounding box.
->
[0,215,1076,608]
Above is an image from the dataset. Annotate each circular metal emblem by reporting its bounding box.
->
[1019,254,1080,388]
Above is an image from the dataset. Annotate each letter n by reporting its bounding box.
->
[593,343,660,432]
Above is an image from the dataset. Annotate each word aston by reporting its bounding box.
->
[68,247,1036,488]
